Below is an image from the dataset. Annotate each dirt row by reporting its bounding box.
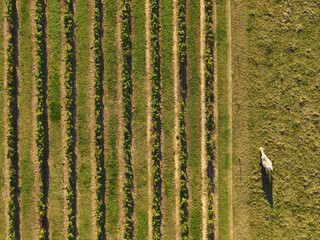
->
[199,0,207,238]
[226,0,234,239]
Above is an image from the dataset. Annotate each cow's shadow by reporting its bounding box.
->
[261,164,273,206]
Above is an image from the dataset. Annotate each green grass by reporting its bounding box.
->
[47,0,64,239]
[132,0,148,239]
[75,0,93,238]
[216,0,231,239]
[160,0,176,238]
[19,1,37,238]
[244,1,320,239]
[187,0,202,239]
[0,5,5,240]
[105,0,119,238]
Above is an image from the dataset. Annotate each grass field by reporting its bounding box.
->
[1,0,319,239]
[233,1,320,239]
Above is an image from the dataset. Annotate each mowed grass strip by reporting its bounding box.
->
[187,0,202,239]
[105,0,119,238]
[216,0,230,238]
[19,0,37,238]
[0,4,6,239]
[160,0,176,238]
[131,0,148,238]
[47,0,64,238]
[75,0,93,238]
[5,0,20,238]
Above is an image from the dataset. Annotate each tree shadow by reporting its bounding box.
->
[261,164,273,206]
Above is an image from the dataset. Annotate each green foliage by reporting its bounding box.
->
[150,0,162,239]
[177,0,189,238]
[121,0,134,239]
[178,0,187,66]
[204,0,216,239]
[93,0,105,239]
[5,1,18,239]
[34,0,48,238]
[63,0,76,238]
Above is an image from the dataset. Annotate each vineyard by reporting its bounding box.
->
[0,0,319,240]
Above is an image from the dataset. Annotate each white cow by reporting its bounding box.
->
[259,147,273,172]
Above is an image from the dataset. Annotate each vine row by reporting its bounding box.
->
[64,0,77,239]
[121,0,134,239]
[5,0,19,239]
[150,0,162,239]
[177,0,188,239]
[93,0,106,239]
[204,0,215,239]
[34,0,49,239]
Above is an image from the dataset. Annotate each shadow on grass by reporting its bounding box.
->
[261,164,273,206]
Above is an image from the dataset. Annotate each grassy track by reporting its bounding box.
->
[231,0,248,237]
[172,0,180,237]
[105,0,119,238]
[132,0,148,238]
[244,1,320,239]
[216,0,231,239]
[187,0,202,239]
[75,0,93,238]
[47,0,64,238]
[19,0,37,238]
[160,0,176,238]
[0,3,5,239]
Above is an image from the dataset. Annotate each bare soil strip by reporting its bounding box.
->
[88,0,97,236]
[145,0,153,238]
[227,0,233,239]
[199,0,207,238]
[59,1,68,237]
[30,2,39,237]
[172,0,181,239]
[213,2,219,238]
[115,0,125,238]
